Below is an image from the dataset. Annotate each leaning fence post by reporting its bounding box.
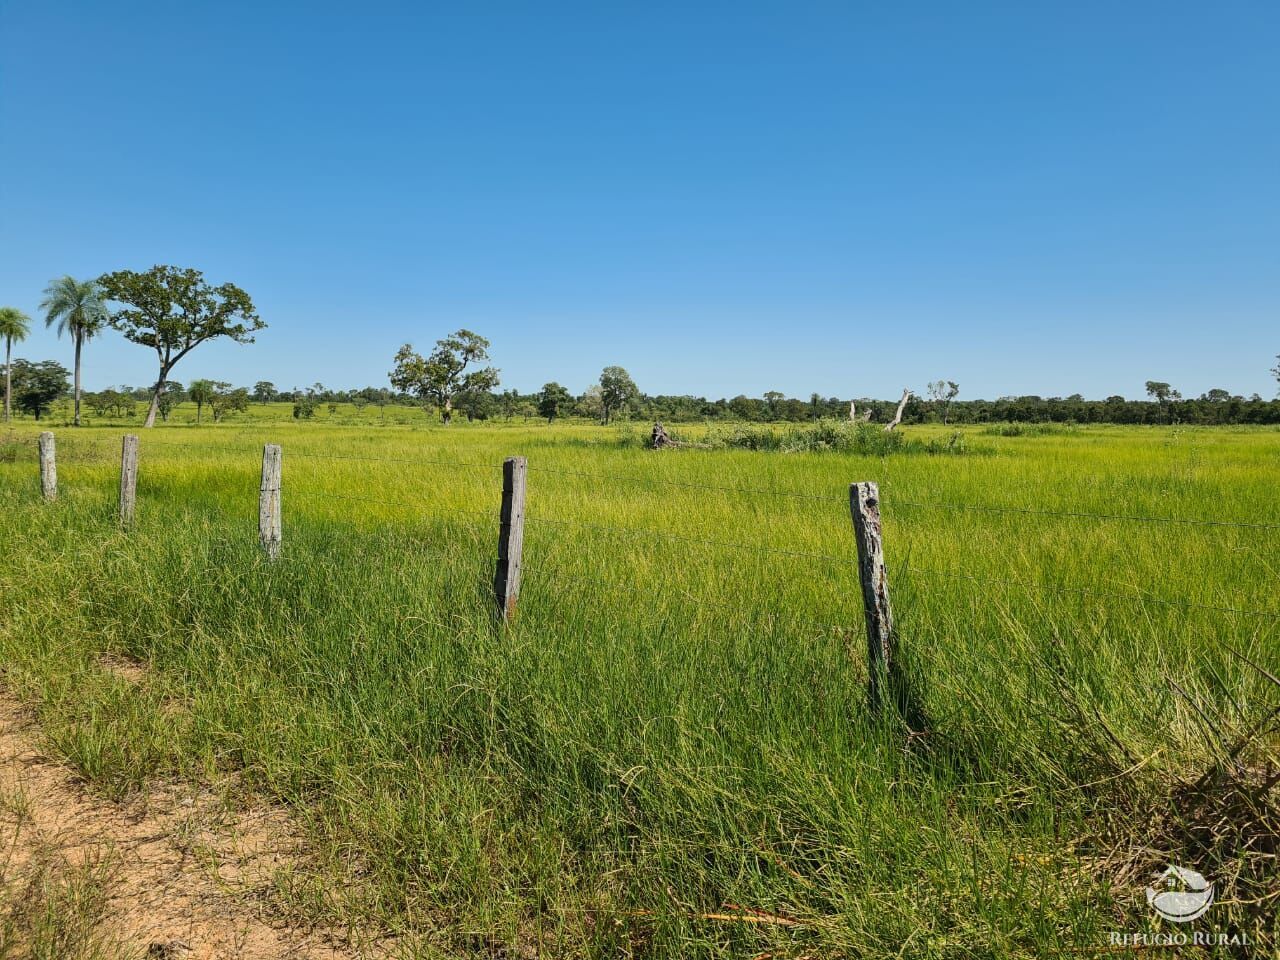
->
[119,434,139,524]
[259,444,282,559]
[850,481,895,710]
[493,456,527,621]
[38,431,56,501]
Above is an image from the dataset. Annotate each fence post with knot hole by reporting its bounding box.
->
[494,456,527,621]
[259,444,282,559]
[119,434,139,524]
[38,432,56,501]
[850,481,895,711]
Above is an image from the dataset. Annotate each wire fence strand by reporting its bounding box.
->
[524,514,850,565]
[9,433,1280,532]
[899,562,1280,621]
[527,463,845,503]
[5,430,1280,623]
[891,497,1280,532]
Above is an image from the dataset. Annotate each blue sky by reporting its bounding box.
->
[1,1,1277,400]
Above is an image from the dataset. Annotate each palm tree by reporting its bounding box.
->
[40,276,110,427]
[0,307,31,423]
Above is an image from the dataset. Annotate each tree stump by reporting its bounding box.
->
[650,422,677,449]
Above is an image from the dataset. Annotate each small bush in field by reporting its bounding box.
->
[982,422,1074,437]
[694,420,964,455]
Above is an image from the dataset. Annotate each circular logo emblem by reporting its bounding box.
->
[1146,865,1214,923]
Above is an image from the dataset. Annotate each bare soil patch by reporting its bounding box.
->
[0,693,390,959]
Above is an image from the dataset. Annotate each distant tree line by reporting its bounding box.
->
[7,373,1280,428]
[4,304,1279,427]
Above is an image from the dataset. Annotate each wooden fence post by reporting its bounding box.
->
[38,432,56,501]
[850,481,895,709]
[119,434,139,524]
[493,456,527,621]
[259,444,282,559]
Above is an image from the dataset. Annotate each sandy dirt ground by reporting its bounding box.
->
[0,684,394,959]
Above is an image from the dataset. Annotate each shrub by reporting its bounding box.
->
[693,420,967,455]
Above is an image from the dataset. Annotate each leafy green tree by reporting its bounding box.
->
[156,381,185,422]
[87,390,113,417]
[598,366,638,424]
[729,395,761,421]
[87,387,135,419]
[389,330,499,424]
[927,380,960,424]
[577,384,604,421]
[98,266,264,427]
[10,359,70,421]
[538,382,572,423]
[0,307,31,423]
[455,389,496,421]
[497,389,520,419]
[1144,380,1182,423]
[113,389,136,418]
[252,380,277,403]
[210,383,250,422]
[293,394,316,419]
[188,379,216,424]
[39,276,110,427]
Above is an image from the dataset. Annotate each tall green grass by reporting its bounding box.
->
[0,421,1276,957]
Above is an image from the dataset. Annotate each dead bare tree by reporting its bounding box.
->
[884,388,911,432]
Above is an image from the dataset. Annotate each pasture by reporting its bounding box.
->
[0,415,1276,957]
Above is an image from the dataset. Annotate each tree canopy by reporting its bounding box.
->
[0,307,31,423]
[389,330,498,424]
[40,276,110,426]
[599,366,638,424]
[538,382,572,422]
[98,266,264,426]
[10,359,70,420]
[0,307,32,346]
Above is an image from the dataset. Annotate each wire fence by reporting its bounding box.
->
[5,432,1280,634]
[12,436,1280,527]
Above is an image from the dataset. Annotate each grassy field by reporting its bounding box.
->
[0,412,1277,957]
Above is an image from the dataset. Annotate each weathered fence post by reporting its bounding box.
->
[259,444,282,559]
[850,481,894,710]
[493,456,527,621]
[38,432,56,501]
[119,434,139,524]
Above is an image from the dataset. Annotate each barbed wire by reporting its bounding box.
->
[527,464,845,503]
[4,470,1275,624]
[524,514,850,565]
[317,492,496,526]
[522,564,854,633]
[890,498,1280,532]
[897,562,1280,621]
[286,451,498,469]
[6,431,1280,534]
